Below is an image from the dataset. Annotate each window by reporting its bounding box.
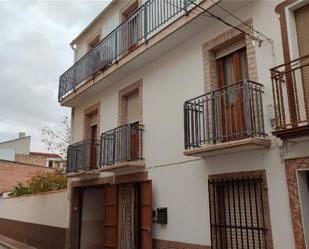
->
[209,175,270,249]
[127,92,140,124]
[88,34,100,50]
[216,47,249,91]
[119,81,142,126]
[122,0,140,50]
[48,160,53,168]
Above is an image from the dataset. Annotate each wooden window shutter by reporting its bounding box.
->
[127,92,140,124]
[141,180,152,249]
[103,185,118,249]
[295,4,309,57]
[295,4,309,119]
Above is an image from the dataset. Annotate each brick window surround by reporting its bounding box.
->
[202,19,258,93]
[285,157,309,249]
[209,170,274,249]
[118,79,143,126]
[83,102,100,140]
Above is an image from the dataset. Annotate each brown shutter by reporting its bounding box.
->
[103,185,118,249]
[127,92,140,124]
[295,4,309,119]
[295,4,309,57]
[141,180,152,249]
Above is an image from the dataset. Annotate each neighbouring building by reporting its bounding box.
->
[58,0,309,249]
[0,160,54,196]
[0,133,30,161]
[0,133,65,169]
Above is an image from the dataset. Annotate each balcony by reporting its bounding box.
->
[58,0,194,102]
[67,139,100,173]
[100,122,145,171]
[66,124,145,174]
[183,80,270,157]
[270,54,309,140]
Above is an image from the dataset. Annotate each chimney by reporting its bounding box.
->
[18,132,26,138]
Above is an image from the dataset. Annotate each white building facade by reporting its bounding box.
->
[59,1,309,249]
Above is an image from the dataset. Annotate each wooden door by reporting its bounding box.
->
[130,122,140,161]
[141,181,152,249]
[90,124,97,169]
[103,185,118,249]
[216,48,248,141]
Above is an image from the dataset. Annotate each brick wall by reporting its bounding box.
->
[202,19,258,93]
[15,154,46,167]
[0,160,54,193]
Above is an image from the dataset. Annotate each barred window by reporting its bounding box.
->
[209,175,268,249]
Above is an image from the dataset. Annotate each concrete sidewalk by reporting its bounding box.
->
[0,235,36,249]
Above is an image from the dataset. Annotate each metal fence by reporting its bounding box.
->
[100,123,144,166]
[66,140,100,173]
[270,54,309,130]
[208,176,268,249]
[59,0,191,101]
[184,80,266,149]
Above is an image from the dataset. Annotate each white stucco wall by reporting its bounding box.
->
[0,136,30,156]
[68,0,309,248]
[0,148,15,161]
[0,191,69,228]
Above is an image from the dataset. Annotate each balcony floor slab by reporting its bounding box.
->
[67,169,101,178]
[272,124,309,140]
[100,161,145,172]
[183,137,271,157]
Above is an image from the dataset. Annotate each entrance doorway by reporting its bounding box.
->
[79,188,105,249]
[70,180,152,249]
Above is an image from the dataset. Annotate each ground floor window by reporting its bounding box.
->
[208,173,271,249]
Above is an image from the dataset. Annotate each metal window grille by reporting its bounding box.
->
[208,176,268,249]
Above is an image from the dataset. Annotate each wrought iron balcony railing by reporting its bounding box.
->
[270,54,309,131]
[100,123,144,166]
[67,139,100,173]
[184,80,266,150]
[58,0,192,101]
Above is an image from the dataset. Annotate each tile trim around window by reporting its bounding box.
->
[202,18,258,93]
[285,157,309,249]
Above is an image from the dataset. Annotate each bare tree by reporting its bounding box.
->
[41,116,71,158]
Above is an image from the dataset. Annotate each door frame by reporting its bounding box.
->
[68,172,149,249]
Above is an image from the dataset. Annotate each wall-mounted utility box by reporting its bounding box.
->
[157,207,168,224]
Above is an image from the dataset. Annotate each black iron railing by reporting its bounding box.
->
[184,80,266,150]
[208,176,268,249]
[100,123,144,166]
[67,139,100,173]
[270,54,309,130]
[59,0,192,101]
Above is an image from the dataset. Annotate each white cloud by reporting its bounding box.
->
[0,0,110,151]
